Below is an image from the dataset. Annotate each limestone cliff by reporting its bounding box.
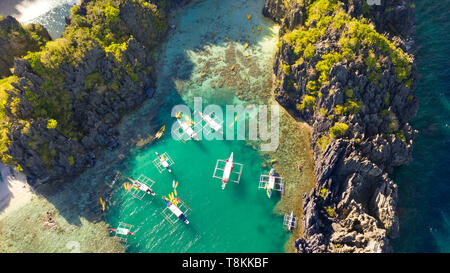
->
[0,16,51,78]
[263,0,418,252]
[0,0,187,184]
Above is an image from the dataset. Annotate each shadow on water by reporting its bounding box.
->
[0,167,12,213]
[391,0,450,252]
[29,0,277,238]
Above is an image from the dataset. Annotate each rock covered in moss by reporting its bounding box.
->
[0,0,188,184]
[0,16,51,78]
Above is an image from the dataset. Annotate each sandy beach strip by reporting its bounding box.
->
[0,164,34,220]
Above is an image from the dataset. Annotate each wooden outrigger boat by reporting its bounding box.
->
[283,211,298,231]
[177,118,200,141]
[153,152,174,173]
[258,168,284,198]
[162,197,190,225]
[194,111,223,134]
[109,222,136,242]
[127,175,156,200]
[212,152,243,190]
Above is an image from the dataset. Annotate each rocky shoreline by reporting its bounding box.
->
[0,0,188,186]
[0,0,419,253]
[263,0,418,252]
[0,15,51,78]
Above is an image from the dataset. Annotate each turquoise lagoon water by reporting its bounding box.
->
[1,0,291,253]
[101,0,289,253]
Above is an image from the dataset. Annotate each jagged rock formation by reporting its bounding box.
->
[263,0,418,252]
[0,16,51,78]
[0,0,188,184]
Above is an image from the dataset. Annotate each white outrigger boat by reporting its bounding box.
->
[194,111,223,134]
[258,168,284,198]
[176,118,200,141]
[212,152,243,190]
[127,175,156,200]
[153,152,174,173]
[221,153,234,190]
[161,196,191,227]
[283,211,298,231]
[163,198,190,225]
[161,183,191,227]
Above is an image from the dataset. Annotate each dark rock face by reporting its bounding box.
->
[8,38,149,183]
[345,0,415,38]
[0,0,189,185]
[0,16,51,78]
[263,0,418,252]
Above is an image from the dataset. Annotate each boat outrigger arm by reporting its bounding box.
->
[212,152,243,190]
[174,119,201,141]
[258,168,284,198]
[194,111,223,134]
[283,211,298,231]
[161,197,191,227]
[127,175,156,200]
[153,152,174,173]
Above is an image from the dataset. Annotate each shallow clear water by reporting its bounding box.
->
[391,0,450,253]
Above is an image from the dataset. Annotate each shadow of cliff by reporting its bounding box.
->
[0,171,12,214]
[0,165,31,215]
[31,0,278,228]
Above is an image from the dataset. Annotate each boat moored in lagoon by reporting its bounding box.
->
[153,152,174,173]
[283,211,298,231]
[221,152,234,189]
[126,175,157,200]
[109,222,136,242]
[161,195,192,227]
[212,152,243,190]
[176,118,200,141]
[258,168,284,198]
[194,110,223,134]
[163,198,190,224]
